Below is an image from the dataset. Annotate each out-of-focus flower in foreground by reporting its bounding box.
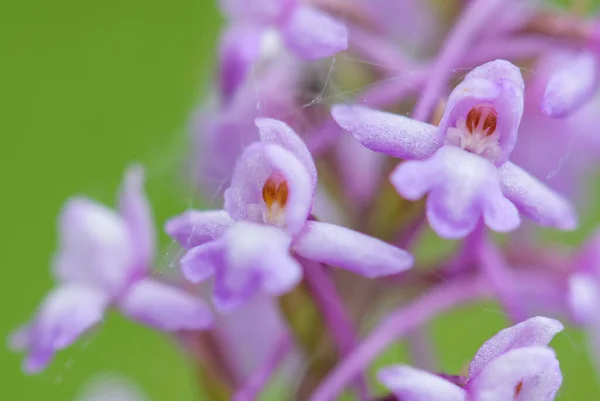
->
[10,167,213,373]
[218,0,348,101]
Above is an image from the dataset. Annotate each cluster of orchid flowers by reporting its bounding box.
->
[11,0,600,400]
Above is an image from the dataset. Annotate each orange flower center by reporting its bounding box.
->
[466,105,498,137]
[261,175,289,227]
[444,104,502,162]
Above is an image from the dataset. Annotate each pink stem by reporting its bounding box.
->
[412,0,507,122]
[361,30,549,111]
[406,327,438,371]
[476,233,527,323]
[309,275,488,401]
[232,334,293,401]
[302,260,371,401]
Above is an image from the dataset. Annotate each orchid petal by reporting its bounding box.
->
[214,222,302,311]
[378,365,465,401]
[119,165,155,268]
[332,104,440,160]
[469,316,563,378]
[119,278,213,331]
[165,210,233,249]
[53,198,133,294]
[294,221,413,278]
[469,347,561,401]
[391,146,520,239]
[498,161,577,231]
[282,5,348,59]
[17,285,109,374]
[542,50,599,118]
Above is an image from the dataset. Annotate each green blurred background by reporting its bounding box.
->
[1,0,600,399]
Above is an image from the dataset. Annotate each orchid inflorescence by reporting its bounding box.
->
[11,0,600,400]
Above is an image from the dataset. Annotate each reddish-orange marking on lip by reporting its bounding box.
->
[262,176,289,209]
[466,105,497,136]
[514,381,524,398]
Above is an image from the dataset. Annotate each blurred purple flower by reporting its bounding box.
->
[218,0,348,101]
[332,59,577,238]
[568,229,600,368]
[513,51,600,199]
[542,49,599,119]
[356,0,438,57]
[10,166,213,373]
[193,56,302,197]
[378,316,563,401]
[167,118,413,310]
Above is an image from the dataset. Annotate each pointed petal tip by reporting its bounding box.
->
[163,213,194,239]
[558,211,578,231]
[124,163,145,182]
[283,5,348,60]
[8,326,29,352]
[540,50,598,119]
[254,117,274,128]
[23,357,46,375]
[377,365,465,401]
[330,104,357,128]
[527,316,564,334]
[540,98,557,117]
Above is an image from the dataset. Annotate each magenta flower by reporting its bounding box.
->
[10,167,213,373]
[332,60,577,239]
[218,0,348,100]
[167,118,413,310]
[378,316,563,401]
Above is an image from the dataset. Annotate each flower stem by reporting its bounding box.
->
[309,275,487,401]
[412,0,506,122]
[232,334,293,401]
[302,259,371,401]
[476,232,527,323]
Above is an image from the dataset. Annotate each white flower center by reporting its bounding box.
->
[445,105,502,163]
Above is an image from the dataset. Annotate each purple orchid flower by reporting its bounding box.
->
[218,0,348,101]
[167,118,413,310]
[10,166,213,373]
[332,59,577,239]
[378,316,563,401]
